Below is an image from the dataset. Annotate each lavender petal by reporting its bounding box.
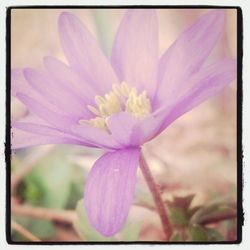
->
[84,148,140,236]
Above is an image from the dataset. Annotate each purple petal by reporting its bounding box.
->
[13,121,77,141]
[12,69,63,114]
[58,12,118,94]
[155,10,225,107]
[23,68,90,119]
[71,124,122,150]
[84,148,140,236]
[11,69,28,97]
[107,112,144,146]
[16,93,123,150]
[16,93,76,132]
[43,56,96,107]
[12,114,97,148]
[145,58,236,140]
[111,9,158,98]
[13,114,51,127]
[11,127,84,149]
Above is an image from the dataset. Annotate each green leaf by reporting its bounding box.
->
[119,222,141,241]
[65,165,85,209]
[169,207,189,227]
[12,216,56,241]
[73,199,114,241]
[170,231,182,241]
[187,205,203,218]
[165,194,196,227]
[190,201,236,225]
[188,225,208,241]
[23,173,45,205]
[206,228,224,241]
[23,149,74,209]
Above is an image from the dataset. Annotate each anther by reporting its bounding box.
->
[81,82,151,131]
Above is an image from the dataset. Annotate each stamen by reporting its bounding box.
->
[80,82,151,130]
[87,105,100,116]
[95,96,106,105]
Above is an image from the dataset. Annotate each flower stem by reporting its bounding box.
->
[139,153,172,240]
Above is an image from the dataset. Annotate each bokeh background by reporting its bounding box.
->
[11,9,237,242]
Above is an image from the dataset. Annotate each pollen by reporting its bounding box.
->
[79,82,151,130]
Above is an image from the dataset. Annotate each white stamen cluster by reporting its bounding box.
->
[79,82,151,130]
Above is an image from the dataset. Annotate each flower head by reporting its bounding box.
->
[11,9,236,236]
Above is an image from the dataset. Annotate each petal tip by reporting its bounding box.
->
[59,11,79,27]
[59,11,72,21]
[22,68,34,80]
[208,9,225,27]
[58,11,75,30]
[15,92,25,101]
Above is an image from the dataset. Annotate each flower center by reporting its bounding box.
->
[79,82,151,131]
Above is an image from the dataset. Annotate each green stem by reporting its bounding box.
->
[139,153,173,240]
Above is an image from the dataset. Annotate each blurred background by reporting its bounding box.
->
[11,9,237,242]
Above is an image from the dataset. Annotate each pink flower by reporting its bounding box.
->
[11,9,236,236]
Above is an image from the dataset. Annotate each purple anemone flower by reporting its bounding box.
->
[11,9,236,236]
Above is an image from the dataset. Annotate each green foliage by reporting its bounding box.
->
[25,151,72,208]
[190,199,236,225]
[165,194,233,242]
[12,216,56,241]
[22,149,84,209]
[206,228,224,241]
[187,226,224,242]
[170,231,182,241]
[64,164,85,209]
[167,194,195,227]
[188,225,208,241]
[13,148,235,242]
[119,222,141,241]
[12,148,87,241]
[23,172,46,206]
[169,207,189,227]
